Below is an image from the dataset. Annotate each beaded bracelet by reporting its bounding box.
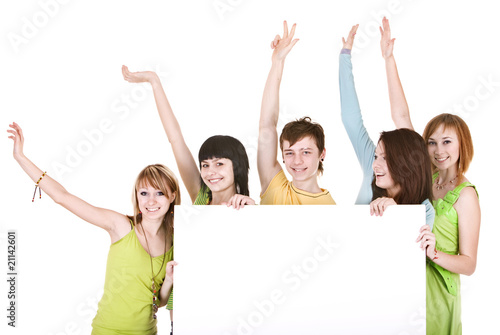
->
[32,172,47,202]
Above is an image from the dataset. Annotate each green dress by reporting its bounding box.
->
[426,176,477,335]
[91,221,173,334]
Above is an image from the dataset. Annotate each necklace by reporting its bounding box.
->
[435,174,458,190]
[139,222,167,320]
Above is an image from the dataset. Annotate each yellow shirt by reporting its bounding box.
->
[260,170,336,205]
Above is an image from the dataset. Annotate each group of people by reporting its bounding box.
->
[8,18,480,335]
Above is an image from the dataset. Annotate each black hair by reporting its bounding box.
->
[198,135,250,200]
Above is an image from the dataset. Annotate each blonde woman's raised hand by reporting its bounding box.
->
[342,24,359,50]
[122,65,158,84]
[271,21,299,64]
[7,123,131,240]
[379,17,395,59]
[7,122,25,160]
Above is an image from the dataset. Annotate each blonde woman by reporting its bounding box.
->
[8,122,179,335]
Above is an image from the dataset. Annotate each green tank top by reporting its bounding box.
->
[91,221,173,335]
[194,186,210,205]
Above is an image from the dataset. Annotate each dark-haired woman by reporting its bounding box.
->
[339,24,435,225]
[122,66,254,208]
[122,65,255,332]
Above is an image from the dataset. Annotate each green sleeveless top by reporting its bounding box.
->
[91,221,173,335]
[426,173,478,335]
[194,186,210,205]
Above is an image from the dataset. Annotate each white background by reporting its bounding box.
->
[0,0,498,334]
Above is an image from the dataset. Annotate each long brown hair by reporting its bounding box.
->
[422,113,474,184]
[372,129,433,204]
[129,164,181,238]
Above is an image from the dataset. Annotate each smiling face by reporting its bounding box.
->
[282,136,325,183]
[200,157,235,195]
[372,141,400,197]
[136,183,175,221]
[427,125,460,171]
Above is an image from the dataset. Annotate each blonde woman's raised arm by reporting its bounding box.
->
[7,122,130,241]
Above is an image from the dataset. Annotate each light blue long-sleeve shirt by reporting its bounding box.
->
[339,51,435,227]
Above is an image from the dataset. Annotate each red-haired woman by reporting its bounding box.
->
[378,18,480,335]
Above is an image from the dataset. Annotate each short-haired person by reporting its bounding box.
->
[339,23,435,226]
[378,18,480,334]
[7,123,178,335]
[258,21,335,205]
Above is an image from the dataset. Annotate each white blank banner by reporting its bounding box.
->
[174,205,426,335]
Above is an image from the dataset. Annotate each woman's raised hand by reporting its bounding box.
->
[342,24,359,50]
[271,21,299,64]
[379,17,395,59]
[7,122,25,160]
[122,65,158,84]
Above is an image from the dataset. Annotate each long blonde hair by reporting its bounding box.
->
[129,164,181,238]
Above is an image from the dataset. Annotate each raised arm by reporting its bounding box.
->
[122,67,200,203]
[7,123,130,241]
[380,17,413,130]
[258,21,299,192]
[339,25,376,204]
